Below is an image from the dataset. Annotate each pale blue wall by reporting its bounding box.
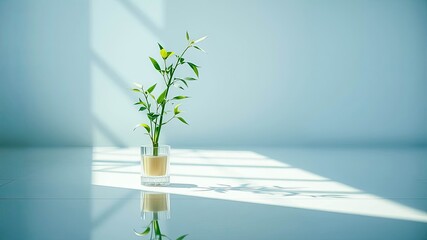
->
[1,0,426,147]
[0,0,91,146]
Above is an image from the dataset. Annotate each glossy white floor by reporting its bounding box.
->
[1,147,426,239]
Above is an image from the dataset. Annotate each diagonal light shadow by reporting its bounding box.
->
[91,147,427,223]
[91,51,133,99]
[257,148,427,212]
[92,116,127,147]
[91,189,137,229]
[117,0,164,38]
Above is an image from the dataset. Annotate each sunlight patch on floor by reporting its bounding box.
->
[91,147,427,223]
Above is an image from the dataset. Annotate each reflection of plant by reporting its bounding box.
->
[135,215,187,240]
[133,32,207,153]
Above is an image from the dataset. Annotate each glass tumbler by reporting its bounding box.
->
[141,145,170,186]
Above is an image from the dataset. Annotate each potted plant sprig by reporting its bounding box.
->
[133,32,207,186]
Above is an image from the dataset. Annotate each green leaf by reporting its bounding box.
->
[187,62,199,78]
[179,57,185,64]
[194,36,207,43]
[176,234,188,240]
[134,227,150,236]
[134,98,148,107]
[186,31,190,41]
[157,43,164,50]
[172,96,189,100]
[172,84,185,90]
[147,83,157,93]
[132,88,141,92]
[160,49,168,59]
[184,77,197,81]
[139,106,147,112]
[167,51,174,58]
[167,64,173,73]
[147,113,160,121]
[157,89,167,104]
[193,45,206,52]
[141,124,150,133]
[174,104,181,115]
[174,78,188,88]
[149,57,161,71]
[133,82,142,88]
[177,117,189,125]
[133,123,150,133]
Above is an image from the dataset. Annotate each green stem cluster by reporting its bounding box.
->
[133,32,207,155]
[154,46,190,147]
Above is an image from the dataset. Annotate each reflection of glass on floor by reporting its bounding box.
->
[136,192,188,239]
[140,191,170,220]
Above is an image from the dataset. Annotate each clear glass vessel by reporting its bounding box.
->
[141,145,170,186]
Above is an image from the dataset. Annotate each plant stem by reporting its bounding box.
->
[153,46,190,148]
[153,142,158,156]
[141,86,155,143]
[150,221,154,239]
[162,115,176,125]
